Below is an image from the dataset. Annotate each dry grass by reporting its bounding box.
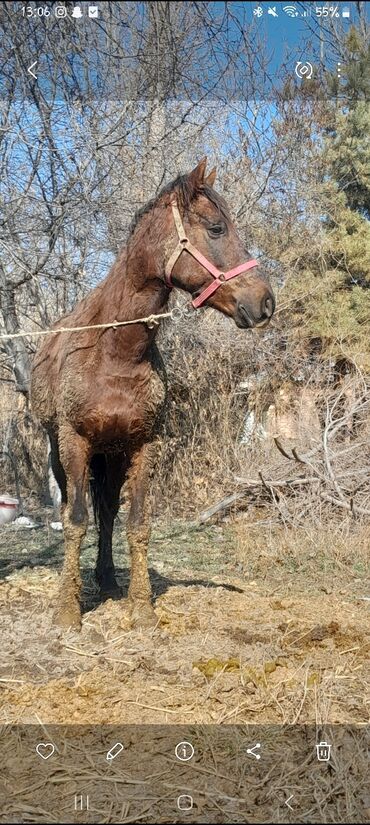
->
[0,724,369,823]
[0,514,368,728]
[0,381,46,505]
[0,506,369,821]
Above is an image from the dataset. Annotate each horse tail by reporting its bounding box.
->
[89,453,107,525]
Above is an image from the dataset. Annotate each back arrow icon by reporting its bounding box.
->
[285,794,294,811]
[28,61,37,80]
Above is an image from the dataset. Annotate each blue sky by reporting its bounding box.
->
[245,0,356,54]
[234,0,361,78]
[1,0,366,291]
[5,0,364,104]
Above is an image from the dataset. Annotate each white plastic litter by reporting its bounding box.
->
[0,495,19,526]
[14,516,37,528]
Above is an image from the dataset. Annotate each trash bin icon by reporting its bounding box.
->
[316,741,331,761]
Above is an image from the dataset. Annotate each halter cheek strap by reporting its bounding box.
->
[164,196,258,309]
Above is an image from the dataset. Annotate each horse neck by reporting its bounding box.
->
[98,223,170,361]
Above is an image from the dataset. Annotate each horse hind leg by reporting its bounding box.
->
[54,424,91,630]
[91,452,127,600]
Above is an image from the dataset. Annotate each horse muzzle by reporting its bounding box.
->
[236,293,275,329]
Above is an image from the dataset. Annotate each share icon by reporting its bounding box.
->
[246,742,261,760]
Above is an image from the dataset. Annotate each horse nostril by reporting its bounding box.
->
[262,295,274,319]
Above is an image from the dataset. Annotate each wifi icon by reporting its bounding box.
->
[283,4,299,16]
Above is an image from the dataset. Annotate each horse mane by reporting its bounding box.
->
[129,173,229,236]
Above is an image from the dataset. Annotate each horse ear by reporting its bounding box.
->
[205,167,217,186]
[188,157,207,190]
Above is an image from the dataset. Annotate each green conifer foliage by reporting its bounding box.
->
[292,28,370,369]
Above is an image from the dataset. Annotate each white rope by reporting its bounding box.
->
[0,310,174,341]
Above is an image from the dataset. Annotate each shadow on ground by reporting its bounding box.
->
[81,566,243,615]
[0,520,243,618]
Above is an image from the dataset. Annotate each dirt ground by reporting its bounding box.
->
[0,509,369,727]
[0,508,369,822]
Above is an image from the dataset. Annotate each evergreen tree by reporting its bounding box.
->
[292,27,370,369]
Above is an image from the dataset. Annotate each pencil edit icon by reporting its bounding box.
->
[106,742,124,761]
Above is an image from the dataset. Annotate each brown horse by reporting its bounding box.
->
[31,158,275,630]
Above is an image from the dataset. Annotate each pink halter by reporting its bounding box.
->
[165,196,258,309]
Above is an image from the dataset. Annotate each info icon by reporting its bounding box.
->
[175,741,194,761]
[316,740,331,762]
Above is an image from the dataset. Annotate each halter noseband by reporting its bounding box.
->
[164,196,258,309]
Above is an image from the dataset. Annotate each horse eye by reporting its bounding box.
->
[208,224,224,237]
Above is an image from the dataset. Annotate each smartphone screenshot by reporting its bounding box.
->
[0,1,369,822]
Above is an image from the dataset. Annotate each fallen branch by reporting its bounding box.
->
[199,491,246,523]
[199,477,321,524]
[321,493,370,517]
[199,378,370,525]
[259,470,279,500]
[234,476,320,488]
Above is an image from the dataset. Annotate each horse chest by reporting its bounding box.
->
[78,369,166,443]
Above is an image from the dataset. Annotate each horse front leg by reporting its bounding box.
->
[54,424,91,630]
[126,440,157,628]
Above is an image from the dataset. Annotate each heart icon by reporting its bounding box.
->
[36,742,55,760]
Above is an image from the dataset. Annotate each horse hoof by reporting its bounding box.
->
[130,602,158,629]
[53,601,82,630]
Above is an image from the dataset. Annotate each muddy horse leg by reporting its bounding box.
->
[126,441,157,628]
[93,452,127,600]
[54,424,91,629]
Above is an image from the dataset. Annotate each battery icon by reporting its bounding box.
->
[106,742,124,761]
[342,6,350,17]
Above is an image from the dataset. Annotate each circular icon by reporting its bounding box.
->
[295,61,313,80]
[175,741,194,761]
[55,5,67,16]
